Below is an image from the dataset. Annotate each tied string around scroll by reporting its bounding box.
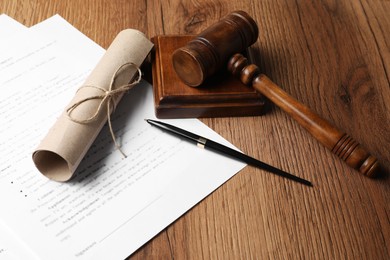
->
[66,62,142,158]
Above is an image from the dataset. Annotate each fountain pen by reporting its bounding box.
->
[146,119,312,187]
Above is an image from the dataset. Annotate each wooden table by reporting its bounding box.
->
[1,0,389,259]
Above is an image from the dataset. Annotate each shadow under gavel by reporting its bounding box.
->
[172,10,379,177]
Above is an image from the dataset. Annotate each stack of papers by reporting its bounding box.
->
[0,14,245,260]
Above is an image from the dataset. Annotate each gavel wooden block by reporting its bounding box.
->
[151,35,265,118]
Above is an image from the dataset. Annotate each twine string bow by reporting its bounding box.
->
[66,62,142,157]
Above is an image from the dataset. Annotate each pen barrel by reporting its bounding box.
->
[228,54,380,177]
[147,119,311,186]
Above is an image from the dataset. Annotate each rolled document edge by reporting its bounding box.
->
[32,29,153,182]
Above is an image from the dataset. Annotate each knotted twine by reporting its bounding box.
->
[66,62,142,158]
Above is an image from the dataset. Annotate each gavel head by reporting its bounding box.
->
[172,10,259,87]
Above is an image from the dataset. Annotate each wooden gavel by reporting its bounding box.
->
[172,10,380,177]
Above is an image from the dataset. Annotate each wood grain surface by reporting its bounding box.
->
[1,0,389,259]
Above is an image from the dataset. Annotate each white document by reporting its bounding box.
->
[0,15,245,260]
[0,14,38,260]
[0,14,27,37]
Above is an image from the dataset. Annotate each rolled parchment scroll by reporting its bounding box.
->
[32,29,153,181]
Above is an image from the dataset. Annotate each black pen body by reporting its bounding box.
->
[147,119,312,186]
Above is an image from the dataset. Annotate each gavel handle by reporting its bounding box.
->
[252,74,379,177]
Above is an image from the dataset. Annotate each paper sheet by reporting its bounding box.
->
[0,15,246,260]
[0,14,27,36]
[0,14,39,260]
